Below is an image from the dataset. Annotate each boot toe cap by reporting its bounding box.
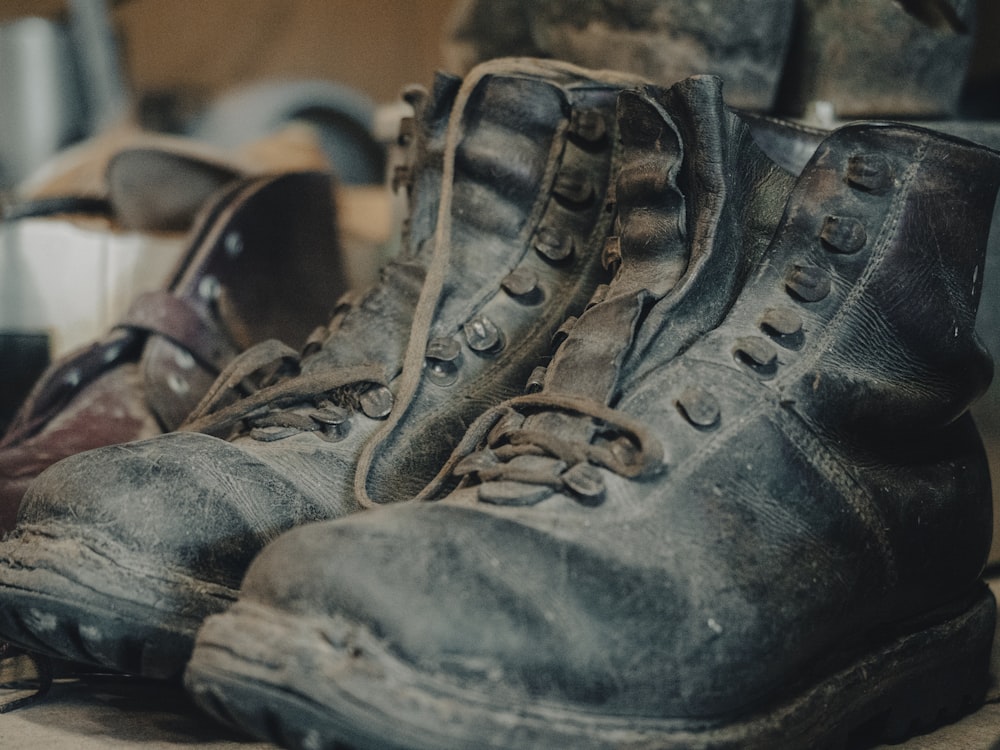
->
[16,432,312,589]
[238,501,704,714]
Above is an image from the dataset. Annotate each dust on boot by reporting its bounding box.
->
[0,58,645,679]
[186,77,1000,749]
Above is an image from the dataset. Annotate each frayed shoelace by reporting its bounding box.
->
[179,338,386,440]
[420,392,665,504]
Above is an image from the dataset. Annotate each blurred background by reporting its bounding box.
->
[0,0,454,110]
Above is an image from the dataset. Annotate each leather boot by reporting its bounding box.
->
[185,77,1000,749]
[0,139,246,434]
[742,112,1000,568]
[0,167,347,532]
[0,58,644,678]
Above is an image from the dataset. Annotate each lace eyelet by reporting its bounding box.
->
[845,154,893,193]
[759,307,804,349]
[426,337,462,385]
[819,215,867,254]
[675,388,720,429]
[463,315,504,354]
[360,386,394,419]
[501,268,542,304]
[533,226,574,262]
[785,263,831,303]
[569,109,608,144]
[733,337,779,379]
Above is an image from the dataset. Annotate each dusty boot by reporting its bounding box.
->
[186,77,1000,749]
[0,58,644,679]
[0,165,347,532]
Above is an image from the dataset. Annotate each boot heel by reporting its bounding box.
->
[843,585,995,748]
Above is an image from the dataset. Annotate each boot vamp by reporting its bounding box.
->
[240,429,895,721]
[15,430,350,590]
[227,414,385,512]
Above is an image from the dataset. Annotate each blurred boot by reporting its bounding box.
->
[187,78,1000,749]
[0,167,346,531]
[0,58,644,678]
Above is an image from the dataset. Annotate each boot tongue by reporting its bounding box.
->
[423,68,577,340]
[543,76,796,405]
[301,73,461,379]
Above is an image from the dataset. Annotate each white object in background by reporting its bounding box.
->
[0,219,186,357]
[0,17,84,189]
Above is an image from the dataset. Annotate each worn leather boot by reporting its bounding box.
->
[0,166,347,532]
[0,58,643,678]
[0,139,246,435]
[742,112,1000,568]
[185,77,1000,749]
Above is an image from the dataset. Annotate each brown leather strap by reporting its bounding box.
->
[0,332,142,447]
[116,291,236,372]
[2,291,236,446]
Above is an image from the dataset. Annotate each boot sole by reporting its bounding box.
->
[0,527,236,678]
[185,583,995,750]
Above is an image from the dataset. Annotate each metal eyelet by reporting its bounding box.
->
[463,315,504,354]
[819,216,867,254]
[360,385,394,419]
[533,226,574,262]
[501,268,542,303]
[425,337,462,387]
[785,264,831,303]
[675,387,721,429]
[845,154,893,194]
[733,337,779,379]
[759,307,805,349]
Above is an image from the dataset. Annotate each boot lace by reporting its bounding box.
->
[179,334,387,442]
[423,392,664,505]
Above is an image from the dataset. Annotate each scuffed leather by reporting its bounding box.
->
[234,78,1000,724]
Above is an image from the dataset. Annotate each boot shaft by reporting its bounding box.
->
[545,77,798,403]
[359,59,647,502]
[701,122,1000,442]
[296,73,461,381]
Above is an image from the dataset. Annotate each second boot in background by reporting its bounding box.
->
[0,163,347,532]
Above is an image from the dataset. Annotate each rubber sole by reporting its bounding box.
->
[0,527,236,678]
[184,584,996,750]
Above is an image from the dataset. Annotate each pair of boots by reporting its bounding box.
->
[1,58,999,749]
